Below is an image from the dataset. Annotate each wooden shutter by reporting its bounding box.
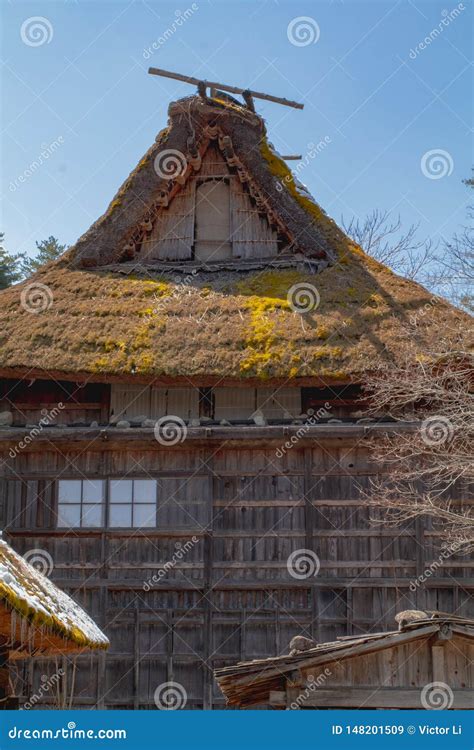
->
[194,178,232,261]
[144,181,195,260]
[230,177,278,259]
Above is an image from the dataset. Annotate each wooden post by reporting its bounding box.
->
[432,643,446,682]
[0,640,9,709]
[133,601,140,709]
[303,447,319,641]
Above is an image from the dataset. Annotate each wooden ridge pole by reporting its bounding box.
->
[148,67,304,110]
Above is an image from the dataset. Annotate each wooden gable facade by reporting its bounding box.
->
[143,144,279,263]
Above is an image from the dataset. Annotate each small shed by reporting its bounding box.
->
[215,616,474,709]
[0,536,108,707]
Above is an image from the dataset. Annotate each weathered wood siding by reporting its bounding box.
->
[140,143,278,263]
[0,437,472,709]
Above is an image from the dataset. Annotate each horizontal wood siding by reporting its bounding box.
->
[1,438,472,709]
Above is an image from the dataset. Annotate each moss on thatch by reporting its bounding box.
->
[1,95,470,382]
[0,242,470,381]
[0,539,108,651]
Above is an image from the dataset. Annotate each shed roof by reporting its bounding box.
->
[214,615,474,707]
[0,537,109,656]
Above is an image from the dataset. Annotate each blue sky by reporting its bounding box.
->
[1,0,472,260]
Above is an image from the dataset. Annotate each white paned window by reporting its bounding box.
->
[57,480,105,528]
[109,479,157,528]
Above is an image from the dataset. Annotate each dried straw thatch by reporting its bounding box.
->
[0,537,108,656]
[0,95,470,384]
[0,250,469,384]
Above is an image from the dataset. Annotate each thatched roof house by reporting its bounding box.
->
[0,536,108,658]
[0,95,470,386]
[0,88,471,709]
[215,614,474,709]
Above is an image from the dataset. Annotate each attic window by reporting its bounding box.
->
[194,178,232,261]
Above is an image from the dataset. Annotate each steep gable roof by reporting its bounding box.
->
[70,95,341,269]
[0,95,471,383]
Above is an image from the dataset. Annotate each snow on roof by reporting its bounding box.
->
[0,537,109,652]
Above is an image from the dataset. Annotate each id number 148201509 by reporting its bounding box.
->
[332,726,405,735]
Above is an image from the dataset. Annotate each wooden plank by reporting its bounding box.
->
[148,67,304,109]
[286,687,473,709]
[133,600,140,709]
[432,644,446,683]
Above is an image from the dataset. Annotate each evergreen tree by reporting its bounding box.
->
[22,236,67,276]
[0,233,24,289]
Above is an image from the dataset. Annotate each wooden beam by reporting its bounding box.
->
[0,641,9,709]
[0,422,420,448]
[148,68,304,110]
[285,687,472,709]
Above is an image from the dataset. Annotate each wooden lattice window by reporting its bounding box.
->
[57,479,104,528]
[109,479,157,528]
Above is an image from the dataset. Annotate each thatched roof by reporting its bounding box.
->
[0,249,469,384]
[0,95,470,383]
[215,615,474,707]
[69,95,339,268]
[0,537,109,656]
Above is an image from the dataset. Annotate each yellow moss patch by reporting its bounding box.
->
[316,325,330,340]
[235,270,303,302]
[240,297,284,376]
[260,139,325,224]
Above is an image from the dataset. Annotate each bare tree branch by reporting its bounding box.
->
[342,209,442,284]
[363,351,474,554]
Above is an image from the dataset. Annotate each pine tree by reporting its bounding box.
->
[0,234,24,289]
[22,236,67,276]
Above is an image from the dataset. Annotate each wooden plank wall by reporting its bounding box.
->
[0,437,472,709]
[110,386,302,422]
